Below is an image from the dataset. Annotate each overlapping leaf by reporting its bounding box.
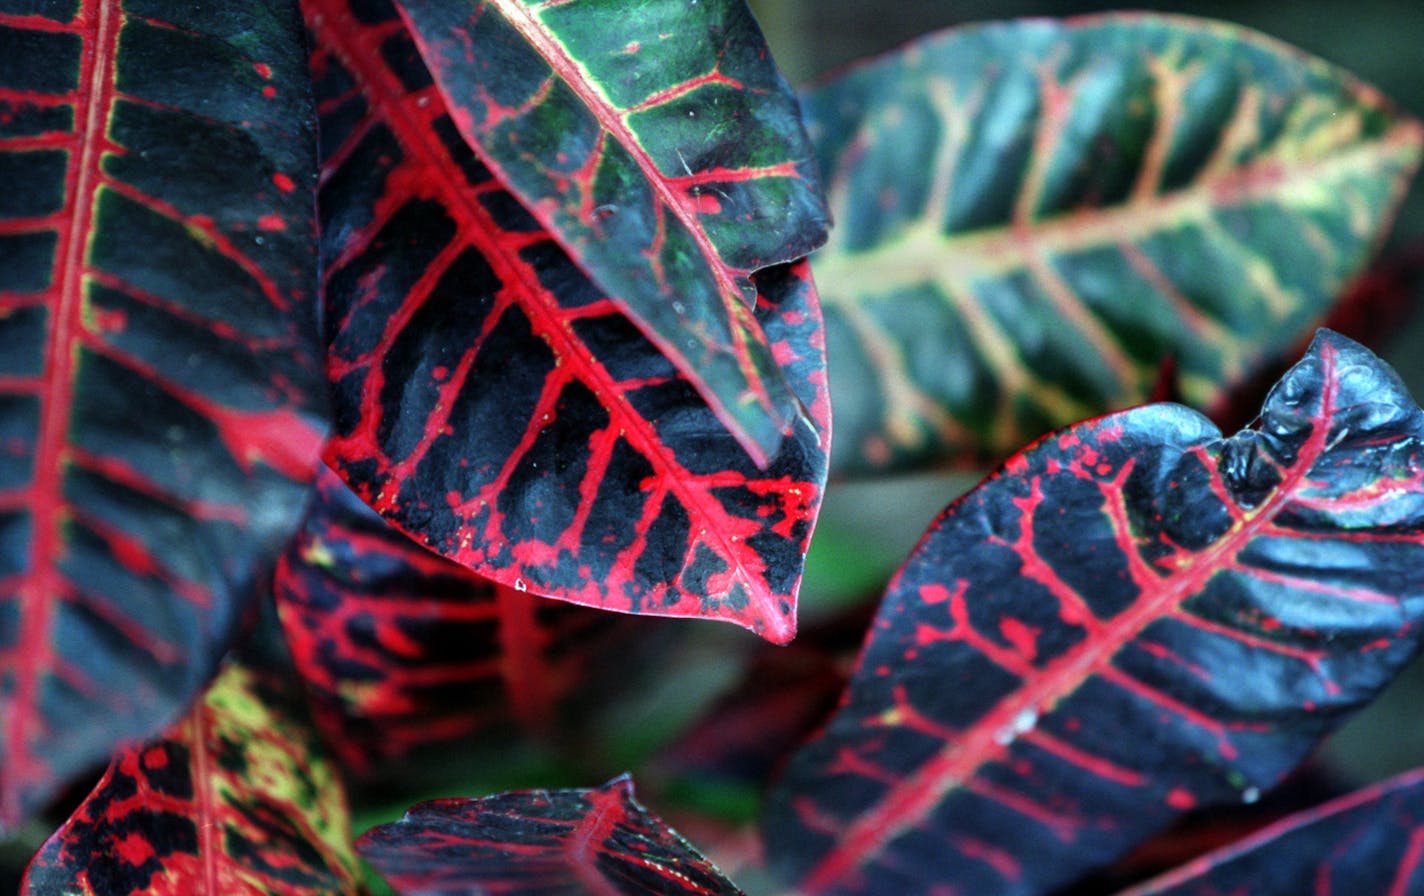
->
[396,0,830,462]
[1122,769,1424,895]
[0,1,325,828]
[805,14,1424,475]
[275,465,636,778]
[22,660,360,895]
[359,775,743,895]
[763,331,1424,894]
[310,0,829,644]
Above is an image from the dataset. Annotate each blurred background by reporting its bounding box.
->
[761,0,1424,792]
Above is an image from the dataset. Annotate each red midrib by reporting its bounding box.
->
[567,786,627,896]
[799,349,1340,891]
[5,0,120,826]
[313,7,792,642]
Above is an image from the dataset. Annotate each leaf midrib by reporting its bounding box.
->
[813,128,1422,301]
[5,0,120,827]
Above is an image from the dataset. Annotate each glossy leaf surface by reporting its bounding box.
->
[806,14,1424,475]
[22,660,360,895]
[764,331,1424,894]
[0,0,325,827]
[275,465,634,778]
[397,0,830,462]
[360,775,742,895]
[1123,769,1424,895]
[311,0,829,643]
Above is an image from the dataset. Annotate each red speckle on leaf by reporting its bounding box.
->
[919,583,952,604]
[115,831,155,866]
[254,62,273,79]
[1166,787,1195,810]
[257,213,286,231]
[432,365,449,380]
[262,85,277,98]
[272,172,296,193]
[141,746,167,770]
[90,307,126,333]
[691,191,722,215]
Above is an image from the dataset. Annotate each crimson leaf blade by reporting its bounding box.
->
[359,775,743,895]
[1121,769,1424,895]
[310,0,829,643]
[21,660,360,895]
[764,330,1424,894]
[0,0,325,828]
[394,0,830,463]
[806,14,1424,476]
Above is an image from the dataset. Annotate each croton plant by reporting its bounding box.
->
[3,0,1424,893]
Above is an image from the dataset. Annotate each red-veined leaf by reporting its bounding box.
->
[394,0,830,463]
[274,465,637,779]
[359,775,743,895]
[763,330,1424,894]
[0,1,325,828]
[309,0,829,644]
[22,659,360,895]
[805,14,1423,476]
[1121,768,1424,895]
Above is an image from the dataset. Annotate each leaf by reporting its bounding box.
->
[0,1,326,828]
[358,775,744,895]
[274,465,637,778]
[806,14,1424,476]
[762,330,1424,895]
[395,0,830,463]
[309,0,829,644]
[1121,768,1424,895]
[21,660,360,895]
